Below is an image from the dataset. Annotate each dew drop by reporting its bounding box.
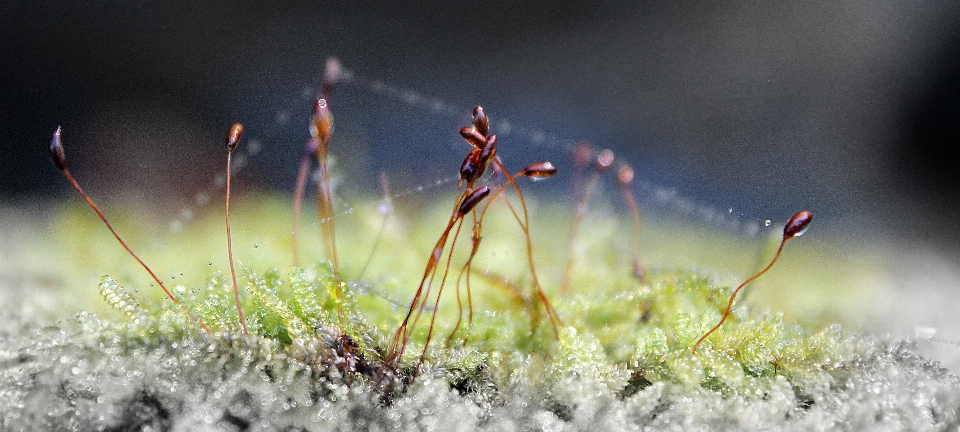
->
[208,262,213,266]
[764,219,772,227]
[254,244,259,249]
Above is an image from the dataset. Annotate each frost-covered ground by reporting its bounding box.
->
[868,244,960,376]
[1,310,959,431]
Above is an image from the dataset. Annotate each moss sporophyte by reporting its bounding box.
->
[17,58,960,429]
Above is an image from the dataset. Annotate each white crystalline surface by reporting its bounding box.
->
[2,310,960,432]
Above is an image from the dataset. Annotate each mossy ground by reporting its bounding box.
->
[1,194,958,430]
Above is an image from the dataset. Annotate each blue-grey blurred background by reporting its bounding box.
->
[2,1,959,254]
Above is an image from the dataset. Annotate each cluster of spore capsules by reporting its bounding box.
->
[47,57,813,382]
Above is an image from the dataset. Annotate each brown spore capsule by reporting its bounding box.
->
[311,98,333,142]
[572,141,594,169]
[460,148,482,183]
[458,186,491,216]
[323,57,342,88]
[616,164,634,187]
[478,134,497,165]
[784,210,813,239]
[459,127,487,149]
[472,105,488,136]
[596,149,615,172]
[49,126,67,172]
[484,134,497,150]
[225,123,244,152]
[519,161,558,180]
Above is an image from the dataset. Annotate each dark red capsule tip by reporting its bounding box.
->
[572,141,594,168]
[616,164,635,187]
[311,99,334,142]
[484,134,497,150]
[472,106,488,136]
[323,57,342,87]
[459,127,487,149]
[784,210,813,239]
[458,186,491,215]
[520,161,558,179]
[49,126,67,172]
[596,149,615,171]
[460,148,482,182]
[225,123,244,152]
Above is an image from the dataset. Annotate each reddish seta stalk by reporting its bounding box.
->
[615,163,648,283]
[386,106,562,376]
[224,123,248,335]
[48,127,211,333]
[561,147,615,295]
[291,58,347,324]
[691,210,813,354]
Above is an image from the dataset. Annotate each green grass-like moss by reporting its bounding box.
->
[47,192,871,399]
[6,192,959,430]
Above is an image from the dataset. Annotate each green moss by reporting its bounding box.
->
[4,193,955,430]
[73,198,843,384]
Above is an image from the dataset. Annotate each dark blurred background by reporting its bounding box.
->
[2,1,959,254]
